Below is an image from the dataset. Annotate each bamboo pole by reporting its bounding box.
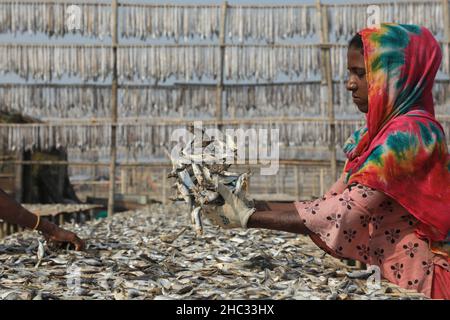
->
[312,172,316,197]
[295,166,300,198]
[319,168,323,196]
[216,1,228,129]
[0,0,111,4]
[1,77,449,89]
[444,0,450,42]
[162,168,167,205]
[316,0,337,185]
[120,168,127,194]
[14,151,23,202]
[0,0,439,6]
[107,0,118,218]
[0,159,346,167]
[0,116,372,126]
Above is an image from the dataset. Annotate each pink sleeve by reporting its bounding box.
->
[294,171,349,213]
[294,184,387,261]
[323,171,348,199]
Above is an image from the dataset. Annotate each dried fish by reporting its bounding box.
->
[0,45,113,82]
[35,240,45,268]
[0,204,429,300]
[120,5,220,41]
[117,46,219,82]
[168,128,250,234]
[224,45,320,81]
[227,5,316,43]
[331,3,443,40]
[0,2,111,38]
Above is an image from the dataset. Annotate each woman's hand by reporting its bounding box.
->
[202,182,256,229]
[42,225,85,251]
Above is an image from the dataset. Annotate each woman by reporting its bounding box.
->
[203,23,450,299]
[0,189,85,251]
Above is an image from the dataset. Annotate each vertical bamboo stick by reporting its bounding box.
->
[316,0,337,185]
[312,172,316,197]
[162,168,167,205]
[276,172,281,194]
[108,0,119,217]
[320,168,324,196]
[120,168,127,194]
[444,0,450,42]
[14,151,22,202]
[295,166,300,198]
[300,170,305,199]
[216,1,228,129]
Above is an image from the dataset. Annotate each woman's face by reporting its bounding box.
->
[346,47,369,113]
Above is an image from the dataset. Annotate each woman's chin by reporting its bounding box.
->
[356,103,368,113]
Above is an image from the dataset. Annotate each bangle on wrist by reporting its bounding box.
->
[32,213,40,231]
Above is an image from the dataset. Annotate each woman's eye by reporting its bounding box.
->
[356,70,366,77]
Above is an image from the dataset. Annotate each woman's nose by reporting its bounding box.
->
[346,79,357,91]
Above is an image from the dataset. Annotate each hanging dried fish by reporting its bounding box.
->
[120,5,220,41]
[0,45,113,81]
[0,2,111,38]
[0,85,112,119]
[226,5,316,43]
[0,123,113,153]
[117,45,219,82]
[224,45,320,81]
[225,84,323,118]
[331,3,444,40]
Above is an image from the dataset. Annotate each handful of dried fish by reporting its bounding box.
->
[168,127,252,235]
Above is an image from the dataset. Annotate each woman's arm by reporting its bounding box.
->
[247,202,311,235]
[0,189,55,233]
[0,189,85,250]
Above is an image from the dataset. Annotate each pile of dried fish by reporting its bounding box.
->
[167,127,251,235]
[0,204,428,300]
[0,45,113,82]
[0,2,111,38]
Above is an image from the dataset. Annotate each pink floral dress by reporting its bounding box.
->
[293,173,450,299]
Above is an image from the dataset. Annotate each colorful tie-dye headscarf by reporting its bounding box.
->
[343,23,450,243]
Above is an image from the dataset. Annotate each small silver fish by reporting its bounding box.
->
[191,163,204,186]
[178,170,195,190]
[234,172,250,194]
[199,190,220,205]
[202,166,213,183]
[191,207,203,235]
[35,240,45,268]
